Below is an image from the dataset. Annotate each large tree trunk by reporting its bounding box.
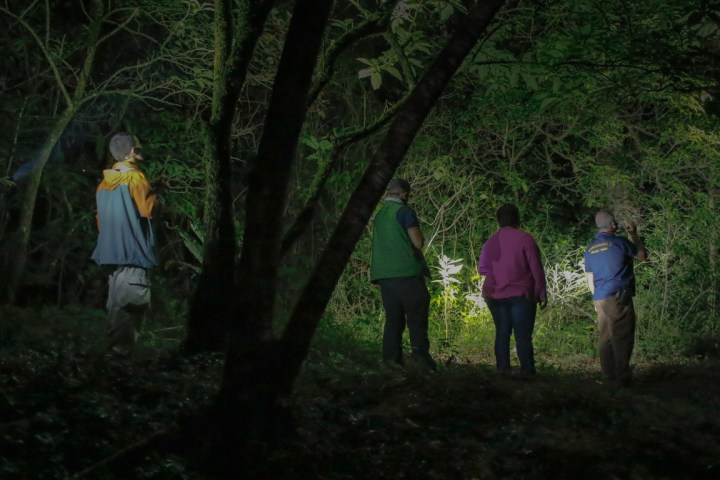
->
[184,0,274,353]
[201,1,506,472]
[200,0,334,473]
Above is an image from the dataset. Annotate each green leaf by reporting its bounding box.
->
[522,73,538,90]
[358,68,374,79]
[302,135,319,149]
[552,77,562,94]
[370,72,382,90]
[476,64,489,80]
[385,66,403,82]
[509,64,520,87]
[697,22,718,37]
[539,96,560,112]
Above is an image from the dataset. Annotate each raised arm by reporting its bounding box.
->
[625,221,647,262]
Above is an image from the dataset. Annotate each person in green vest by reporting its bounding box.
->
[370,178,436,370]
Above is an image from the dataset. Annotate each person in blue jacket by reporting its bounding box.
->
[91,133,157,355]
[584,210,647,386]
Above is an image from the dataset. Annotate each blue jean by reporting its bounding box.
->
[486,296,537,374]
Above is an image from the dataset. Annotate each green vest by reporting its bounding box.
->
[370,200,425,282]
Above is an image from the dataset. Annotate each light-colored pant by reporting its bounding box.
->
[106,266,150,351]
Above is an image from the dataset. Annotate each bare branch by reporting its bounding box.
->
[281,92,409,254]
[0,6,73,107]
[96,8,139,46]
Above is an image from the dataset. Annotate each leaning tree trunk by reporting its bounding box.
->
[184,0,275,353]
[0,107,74,304]
[274,0,507,397]
[0,0,103,305]
[200,1,506,473]
[710,186,719,329]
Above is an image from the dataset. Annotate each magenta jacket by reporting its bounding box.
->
[478,226,547,302]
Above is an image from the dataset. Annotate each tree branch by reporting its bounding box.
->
[96,8,138,46]
[281,94,409,255]
[72,426,176,478]
[0,5,73,108]
[308,3,396,105]
[384,31,416,88]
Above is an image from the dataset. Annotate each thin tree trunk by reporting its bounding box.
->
[229,0,335,346]
[204,1,334,471]
[0,108,74,304]
[0,0,103,304]
[710,187,719,330]
[184,0,274,352]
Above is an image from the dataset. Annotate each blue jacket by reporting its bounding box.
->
[91,160,157,268]
[584,232,637,301]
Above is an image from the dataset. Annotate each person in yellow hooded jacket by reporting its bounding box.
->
[91,133,157,355]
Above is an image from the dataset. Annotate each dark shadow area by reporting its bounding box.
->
[1,306,719,479]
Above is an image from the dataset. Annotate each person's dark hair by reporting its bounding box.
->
[109,133,136,161]
[595,210,616,230]
[496,203,520,228]
[387,178,411,196]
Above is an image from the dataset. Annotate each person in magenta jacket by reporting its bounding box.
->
[91,133,157,355]
[478,204,547,375]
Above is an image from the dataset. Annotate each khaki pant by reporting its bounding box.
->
[594,293,636,381]
[106,266,150,352]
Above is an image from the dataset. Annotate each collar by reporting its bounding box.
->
[112,160,138,172]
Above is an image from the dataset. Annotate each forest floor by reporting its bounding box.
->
[1,306,720,479]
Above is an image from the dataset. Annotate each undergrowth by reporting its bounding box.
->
[1,306,719,479]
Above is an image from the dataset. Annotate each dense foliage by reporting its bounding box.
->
[1,0,719,475]
[0,0,717,369]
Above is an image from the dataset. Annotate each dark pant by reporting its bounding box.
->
[379,276,434,367]
[487,296,537,374]
[594,293,636,381]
